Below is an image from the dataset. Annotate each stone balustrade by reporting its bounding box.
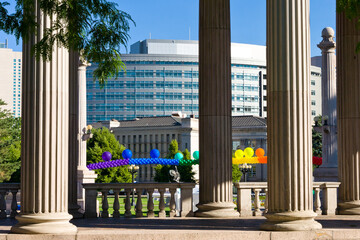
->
[0,183,20,219]
[82,183,196,218]
[234,182,340,217]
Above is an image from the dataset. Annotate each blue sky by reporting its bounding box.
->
[1,0,336,57]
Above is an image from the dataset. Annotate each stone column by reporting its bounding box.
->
[314,27,338,181]
[261,0,322,230]
[337,12,360,215]
[195,0,238,217]
[11,3,77,234]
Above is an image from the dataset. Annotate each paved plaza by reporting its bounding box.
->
[1,216,360,239]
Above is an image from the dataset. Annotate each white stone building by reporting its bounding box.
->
[94,114,267,182]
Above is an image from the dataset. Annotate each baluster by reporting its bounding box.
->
[314,187,322,215]
[253,188,262,216]
[136,188,143,217]
[0,190,6,218]
[169,188,176,217]
[10,190,18,218]
[113,189,120,218]
[158,188,166,218]
[264,188,268,214]
[101,190,109,218]
[125,188,132,217]
[147,188,155,218]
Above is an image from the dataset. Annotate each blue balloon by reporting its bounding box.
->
[122,149,133,159]
[150,149,160,158]
[102,151,112,161]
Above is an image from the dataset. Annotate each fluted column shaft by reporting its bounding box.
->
[11,0,77,234]
[195,0,238,218]
[69,53,97,217]
[261,0,321,230]
[314,28,338,181]
[337,12,360,214]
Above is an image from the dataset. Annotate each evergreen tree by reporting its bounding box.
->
[87,127,132,183]
[0,99,21,182]
[312,115,322,157]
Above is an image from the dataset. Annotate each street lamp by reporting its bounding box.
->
[128,164,139,206]
[239,163,252,182]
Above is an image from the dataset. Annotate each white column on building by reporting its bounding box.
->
[11,2,77,233]
[76,57,97,211]
[337,12,360,215]
[195,0,238,218]
[261,0,322,230]
[314,27,338,181]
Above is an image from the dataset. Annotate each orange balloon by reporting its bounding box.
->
[255,148,265,157]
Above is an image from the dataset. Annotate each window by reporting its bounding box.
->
[311,100,316,106]
[312,110,316,116]
[311,80,316,86]
[311,90,316,96]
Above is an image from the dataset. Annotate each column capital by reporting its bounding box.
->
[318,27,336,52]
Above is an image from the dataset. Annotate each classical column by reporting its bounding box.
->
[314,27,338,181]
[337,12,360,215]
[195,0,238,217]
[11,3,77,234]
[261,0,322,230]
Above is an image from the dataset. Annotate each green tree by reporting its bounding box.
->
[0,99,21,182]
[312,115,322,157]
[87,127,132,183]
[232,164,243,183]
[154,140,195,183]
[0,0,134,86]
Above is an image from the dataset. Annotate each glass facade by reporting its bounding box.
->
[86,58,264,123]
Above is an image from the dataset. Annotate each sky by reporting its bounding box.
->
[0,0,336,57]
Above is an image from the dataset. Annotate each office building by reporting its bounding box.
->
[0,40,22,117]
[86,39,322,124]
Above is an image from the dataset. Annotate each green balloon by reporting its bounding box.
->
[193,151,200,160]
[175,152,184,160]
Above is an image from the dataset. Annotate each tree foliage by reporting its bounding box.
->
[154,139,195,183]
[232,164,243,183]
[87,127,132,183]
[0,0,134,86]
[312,115,322,157]
[0,99,21,182]
[338,0,360,51]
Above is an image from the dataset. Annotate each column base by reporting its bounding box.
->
[195,202,239,218]
[69,204,84,219]
[260,211,322,231]
[338,201,360,215]
[11,212,77,234]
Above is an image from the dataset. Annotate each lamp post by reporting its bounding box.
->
[128,164,139,206]
[239,163,252,182]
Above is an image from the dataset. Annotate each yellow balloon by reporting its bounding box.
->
[235,149,244,159]
[244,147,254,158]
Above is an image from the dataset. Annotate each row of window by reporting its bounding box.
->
[87,81,199,89]
[86,70,260,81]
[87,103,197,112]
[123,60,263,69]
[232,95,259,102]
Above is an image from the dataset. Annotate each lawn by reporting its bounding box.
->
[98,195,171,217]
[98,194,266,217]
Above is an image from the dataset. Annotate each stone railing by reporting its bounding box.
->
[0,183,21,219]
[82,183,196,218]
[234,182,341,217]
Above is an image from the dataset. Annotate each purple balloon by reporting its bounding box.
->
[102,152,112,161]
